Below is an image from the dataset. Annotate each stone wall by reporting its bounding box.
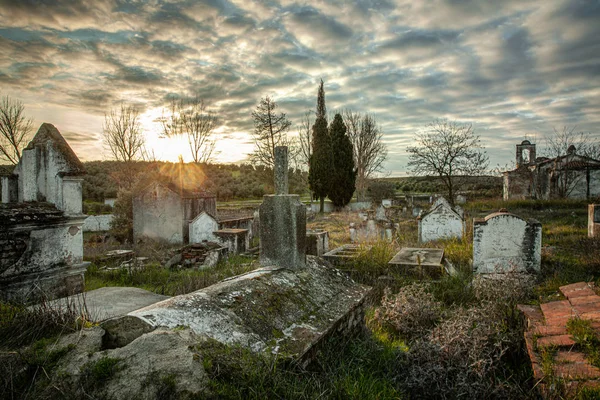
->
[133,183,184,244]
[589,204,600,238]
[83,214,114,232]
[473,210,541,274]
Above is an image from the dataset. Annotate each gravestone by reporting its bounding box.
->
[388,248,445,278]
[259,147,306,268]
[589,204,600,238]
[306,229,329,256]
[473,209,542,274]
[418,197,465,242]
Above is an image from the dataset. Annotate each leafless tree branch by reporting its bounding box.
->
[0,95,33,165]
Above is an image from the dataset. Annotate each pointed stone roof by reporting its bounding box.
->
[25,123,85,176]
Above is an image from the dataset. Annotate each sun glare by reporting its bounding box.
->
[139,108,253,164]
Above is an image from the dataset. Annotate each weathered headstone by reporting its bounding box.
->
[473,209,542,274]
[418,197,465,242]
[306,229,329,256]
[589,204,600,238]
[349,223,357,243]
[259,146,306,268]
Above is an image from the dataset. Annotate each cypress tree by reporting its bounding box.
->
[308,80,332,212]
[329,113,356,208]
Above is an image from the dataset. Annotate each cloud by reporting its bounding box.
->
[0,0,598,173]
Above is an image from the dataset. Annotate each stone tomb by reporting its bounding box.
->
[213,228,249,254]
[418,197,465,243]
[323,244,370,267]
[110,146,371,367]
[473,209,542,274]
[306,229,329,256]
[589,204,600,238]
[0,123,88,301]
[388,247,445,278]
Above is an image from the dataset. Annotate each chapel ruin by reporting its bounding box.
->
[0,123,87,301]
[503,140,600,200]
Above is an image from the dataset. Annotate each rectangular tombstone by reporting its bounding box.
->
[388,247,445,278]
[260,195,306,267]
[473,210,541,274]
[589,204,600,238]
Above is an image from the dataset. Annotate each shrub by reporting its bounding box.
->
[374,284,443,341]
[397,301,529,399]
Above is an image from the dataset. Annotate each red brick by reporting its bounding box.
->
[554,362,600,379]
[560,282,594,294]
[569,295,600,307]
[534,325,568,336]
[545,315,574,327]
[537,334,576,348]
[541,300,573,315]
[573,302,600,315]
[532,362,544,380]
[517,304,544,326]
[581,311,600,321]
[555,351,588,364]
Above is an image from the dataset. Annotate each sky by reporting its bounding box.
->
[0,0,599,175]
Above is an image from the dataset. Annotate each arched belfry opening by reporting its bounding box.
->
[516,140,536,168]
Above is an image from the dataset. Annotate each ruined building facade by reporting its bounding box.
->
[503,140,600,200]
[1,123,87,301]
[133,181,216,244]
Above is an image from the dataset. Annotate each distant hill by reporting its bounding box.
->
[81,160,308,202]
[379,175,502,198]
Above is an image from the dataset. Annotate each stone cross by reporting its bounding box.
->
[274,146,288,195]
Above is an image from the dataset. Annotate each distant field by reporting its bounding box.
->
[380,175,503,198]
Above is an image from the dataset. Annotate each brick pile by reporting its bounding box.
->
[519,282,600,397]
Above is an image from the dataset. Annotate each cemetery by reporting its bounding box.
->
[2,136,600,400]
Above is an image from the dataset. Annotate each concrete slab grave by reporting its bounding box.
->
[473,209,542,274]
[323,244,370,267]
[388,247,445,278]
[0,123,88,302]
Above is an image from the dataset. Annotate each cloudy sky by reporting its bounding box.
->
[0,0,599,175]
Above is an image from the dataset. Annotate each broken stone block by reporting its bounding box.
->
[473,209,542,274]
[323,244,369,267]
[128,256,371,366]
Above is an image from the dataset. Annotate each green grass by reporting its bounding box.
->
[567,318,600,368]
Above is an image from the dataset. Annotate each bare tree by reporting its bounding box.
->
[542,126,599,198]
[0,95,33,165]
[103,103,145,162]
[162,97,218,163]
[407,119,489,204]
[250,96,292,168]
[344,110,387,201]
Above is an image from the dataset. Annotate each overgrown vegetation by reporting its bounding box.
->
[85,255,257,296]
[567,318,600,368]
